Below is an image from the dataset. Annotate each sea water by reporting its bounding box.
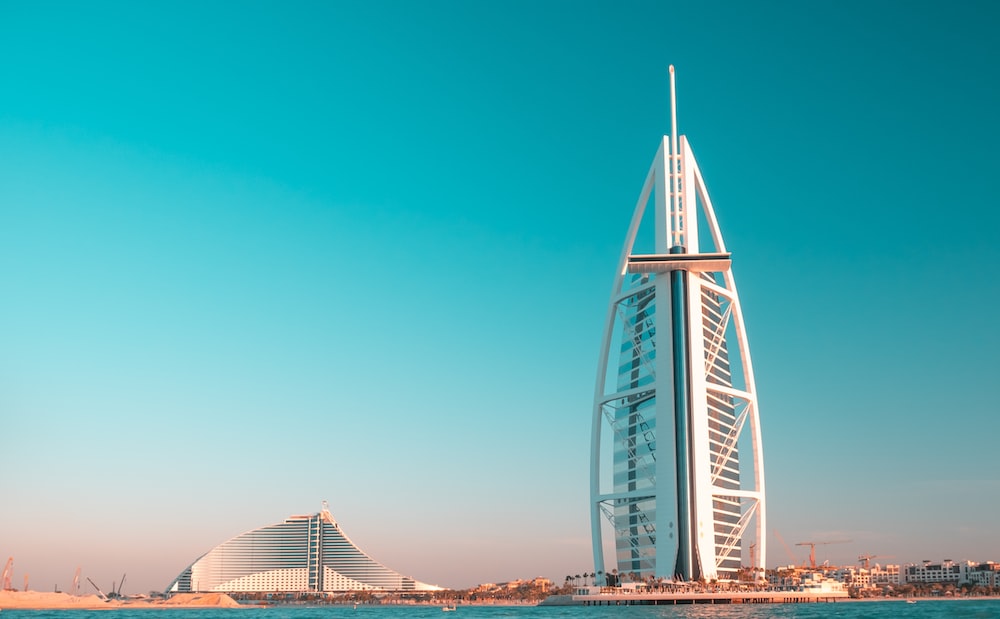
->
[5,602,1000,619]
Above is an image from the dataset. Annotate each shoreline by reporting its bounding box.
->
[828,595,1000,603]
[0,591,543,611]
[5,590,1000,610]
[0,592,244,610]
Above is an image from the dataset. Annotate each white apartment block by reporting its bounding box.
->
[965,563,1000,588]
[832,564,900,589]
[904,561,967,584]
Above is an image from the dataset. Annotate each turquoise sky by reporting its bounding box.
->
[2,0,999,594]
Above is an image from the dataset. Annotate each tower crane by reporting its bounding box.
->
[795,539,851,568]
[858,554,894,569]
[773,530,798,565]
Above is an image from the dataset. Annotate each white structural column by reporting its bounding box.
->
[589,66,766,584]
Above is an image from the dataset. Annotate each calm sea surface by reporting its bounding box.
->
[5,602,1000,619]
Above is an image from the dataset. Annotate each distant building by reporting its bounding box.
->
[531,577,553,591]
[166,503,441,594]
[834,566,872,589]
[504,578,552,591]
[968,562,1000,587]
[899,559,1000,586]
[833,564,901,589]
[904,560,966,584]
[798,572,847,595]
[871,564,901,587]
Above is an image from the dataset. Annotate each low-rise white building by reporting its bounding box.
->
[966,563,1000,588]
[799,572,847,595]
[871,564,901,586]
[904,560,969,584]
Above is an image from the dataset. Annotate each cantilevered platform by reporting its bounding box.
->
[626,252,732,273]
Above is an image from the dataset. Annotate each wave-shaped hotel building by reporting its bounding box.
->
[590,67,766,584]
[167,503,440,593]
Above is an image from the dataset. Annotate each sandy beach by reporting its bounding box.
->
[0,591,244,610]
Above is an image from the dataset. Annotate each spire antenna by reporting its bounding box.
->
[669,65,677,147]
[668,65,681,249]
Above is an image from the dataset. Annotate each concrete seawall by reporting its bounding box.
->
[574,590,847,605]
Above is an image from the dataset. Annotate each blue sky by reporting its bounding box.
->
[1,0,999,594]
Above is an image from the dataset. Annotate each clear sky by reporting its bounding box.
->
[1,0,999,595]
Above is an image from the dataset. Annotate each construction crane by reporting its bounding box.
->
[773,530,798,565]
[859,554,894,569]
[2,557,13,591]
[72,567,81,596]
[109,573,126,599]
[86,577,108,600]
[795,539,851,568]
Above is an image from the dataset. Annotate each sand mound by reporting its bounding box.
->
[160,593,242,607]
[0,590,243,609]
[0,591,108,609]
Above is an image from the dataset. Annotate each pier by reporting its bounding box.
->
[573,586,848,605]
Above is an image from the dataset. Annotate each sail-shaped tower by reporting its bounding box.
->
[590,67,765,583]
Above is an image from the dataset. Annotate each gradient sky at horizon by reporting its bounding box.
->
[2,0,999,594]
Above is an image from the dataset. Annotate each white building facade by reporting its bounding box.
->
[589,67,766,583]
[166,503,440,593]
[903,561,966,584]
[967,563,1000,587]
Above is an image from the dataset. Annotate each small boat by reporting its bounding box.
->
[442,605,457,612]
[906,600,917,604]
